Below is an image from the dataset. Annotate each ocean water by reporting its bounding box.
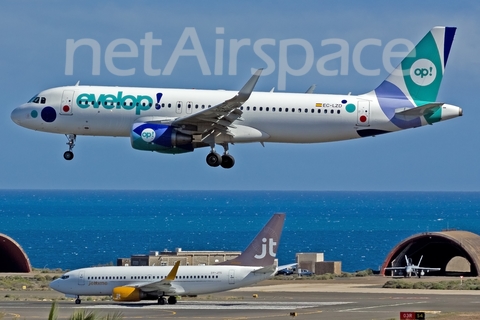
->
[1,190,479,272]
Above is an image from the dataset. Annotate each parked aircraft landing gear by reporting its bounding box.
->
[63,134,76,161]
[75,296,81,304]
[168,296,177,304]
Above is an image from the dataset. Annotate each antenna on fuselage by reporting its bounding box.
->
[75,81,80,86]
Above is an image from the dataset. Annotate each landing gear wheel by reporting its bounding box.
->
[206,152,222,167]
[158,297,167,305]
[168,296,177,304]
[75,298,81,304]
[221,154,235,169]
[64,134,77,161]
[63,151,74,161]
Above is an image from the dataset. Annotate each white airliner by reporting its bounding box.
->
[11,27,461,168]
[49,213,285,305]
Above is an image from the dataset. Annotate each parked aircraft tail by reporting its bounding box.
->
[217,213,285,267]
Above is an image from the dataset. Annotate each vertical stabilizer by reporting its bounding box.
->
[374,26,456,105]
[217,213,285,267]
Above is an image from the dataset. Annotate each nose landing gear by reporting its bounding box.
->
[63,134,76,160]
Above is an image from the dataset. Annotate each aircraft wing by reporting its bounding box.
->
[414,267,441,272]
[384,267,405,270]
[130,261,185,295]
[277,263,297,270]
[169,69,263,138]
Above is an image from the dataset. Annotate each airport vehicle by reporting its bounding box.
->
[49,213,285,305]
[276,268,294,275]
[384,255,441,278]
[297,269,313,276]
[11,27,461,168]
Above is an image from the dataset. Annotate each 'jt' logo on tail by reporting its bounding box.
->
[254,237,277,259]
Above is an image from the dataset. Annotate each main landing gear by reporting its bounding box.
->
[206,143,235,169]
[63,134,76,161]
[157,295,177,305]
[75,295,81,304]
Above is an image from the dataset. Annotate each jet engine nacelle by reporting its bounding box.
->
[131,122,193,154]
[112,286,157,302]
[112,286,144,301]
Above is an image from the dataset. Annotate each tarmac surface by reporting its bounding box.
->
[1,277,480,319]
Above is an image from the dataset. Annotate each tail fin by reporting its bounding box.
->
[217,213,285,267]
[374,26,456,106]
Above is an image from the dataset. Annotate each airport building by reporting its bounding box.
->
[117,248,241,267]
[296,253,342,275]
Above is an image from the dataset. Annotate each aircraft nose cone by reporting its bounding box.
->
[10,107,22,125]
[49,279,59,291]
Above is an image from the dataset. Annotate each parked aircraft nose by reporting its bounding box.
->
[49,279,60,291]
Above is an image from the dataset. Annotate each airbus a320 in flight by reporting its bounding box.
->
[11,27,461,168]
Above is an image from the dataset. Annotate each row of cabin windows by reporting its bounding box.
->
[87,274,219,280]
[155,103,213,110]
[78,101,153,107]
[76,99,341,115]
[241,106,341,114]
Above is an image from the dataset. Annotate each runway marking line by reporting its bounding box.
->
[338,301,427,312]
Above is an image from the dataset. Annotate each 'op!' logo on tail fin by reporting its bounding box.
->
[410,59,437,86]
[254,237,277,259]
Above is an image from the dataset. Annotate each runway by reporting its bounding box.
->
[1,278,480,319]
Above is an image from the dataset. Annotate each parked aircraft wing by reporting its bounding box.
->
[134,261,184,294]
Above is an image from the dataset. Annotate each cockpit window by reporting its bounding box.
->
[27,95,46,104]
[28,95,39,103]
[61,275,70,280]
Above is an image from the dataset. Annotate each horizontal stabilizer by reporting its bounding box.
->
[395,103,443,121]
[253,264,277,274]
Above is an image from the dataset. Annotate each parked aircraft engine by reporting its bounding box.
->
[112,286,158,301]
[131,122,193,154]
[112,286,144,301]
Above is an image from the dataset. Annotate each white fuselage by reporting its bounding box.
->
[50,265,273,297]
[11,85,462,147]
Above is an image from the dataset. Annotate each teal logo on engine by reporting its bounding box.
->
[76,91,154,115]
[141,128,156,142]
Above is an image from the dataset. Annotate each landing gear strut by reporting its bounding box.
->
[157,296,177,305]
[63,134,76,161]
[206,143,235,169]
[75,295,81,304]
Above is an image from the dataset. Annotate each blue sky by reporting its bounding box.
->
[1,1,479,191]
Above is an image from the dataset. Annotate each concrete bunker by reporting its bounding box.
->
[381,230,480,277]
[0,234,31,272]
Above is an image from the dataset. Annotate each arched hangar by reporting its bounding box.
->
[381,230,480,277]
[0,234,31,272]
